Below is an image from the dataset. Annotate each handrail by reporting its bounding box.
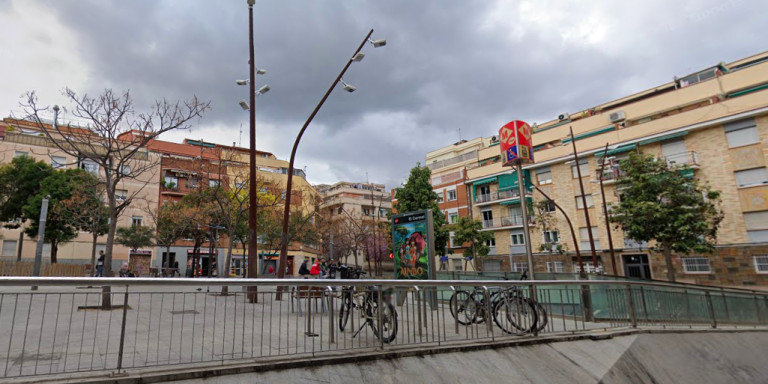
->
[1,276,766,296]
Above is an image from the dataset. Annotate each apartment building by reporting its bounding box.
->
[425,138,483,271]
[435,50,768,288]
[316,181,392,269]
[0,119,159,272]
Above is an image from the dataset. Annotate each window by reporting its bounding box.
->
[724,118,759,148]
[187,178,198,188]
[454,264,463,271]
[447,189,457,201]
[575,194,595,209]
[478,185,490,197]
[571,159,590,178]
[573,263,603,274]
[681,257,711,273]
[119,164,131,176]
[512,262,529,272]
[540,200,556,213]
[511,233,525,245]
[485,238,496,247]
[436,191,444,203]
[116,189,128,202]
[449,212,459,224]
[744,211,768,242]
[579,227,600,250]
[51,155,66,169]
[754,256,768,273]
[735,167,768,188]
[2,240,17,257]
[546,261,564,273]
[536,167,552,185]
[449,232,457,248]
[209,179,220,187]
[363,207,372,216]
[481,210,493,227]
[81,159,99,175]
[131,216,143,226]
[509,205,523,225]
[13,151,28,158]
[543,230,560,244]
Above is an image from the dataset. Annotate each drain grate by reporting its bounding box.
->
[170,310,199,315]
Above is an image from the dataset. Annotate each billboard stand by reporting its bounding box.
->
[391,209,437,309]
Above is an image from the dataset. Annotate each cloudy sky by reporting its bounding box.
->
[1,0,766,189]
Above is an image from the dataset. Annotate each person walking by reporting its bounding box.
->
[298,259,310,278]
[119,263,133,277]
[96,251,105,277]
[309,259,321,278]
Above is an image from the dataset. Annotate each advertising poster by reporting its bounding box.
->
[392,210,434,280]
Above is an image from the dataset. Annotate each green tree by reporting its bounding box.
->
[393,164,448,255]
[115,225,155,254]
[451,217,492,271]
[0,156,54,225]
[58,170,109,274]
[610,152,724,282]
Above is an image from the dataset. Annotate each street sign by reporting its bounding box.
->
[499,120,534,165]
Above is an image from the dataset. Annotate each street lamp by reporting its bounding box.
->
[276,29,385,282]
[238,85,271,111]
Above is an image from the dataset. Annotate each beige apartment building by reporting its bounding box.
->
[432,50,768,288]
[317,181,392,269]
[0,118,160,272]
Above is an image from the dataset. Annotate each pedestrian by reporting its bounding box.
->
[298,259,310,277]
[119,262,133,277]
[173,260,179,277]
[267,265,275,275]
[309,259,321,278]
[96,251,105,277]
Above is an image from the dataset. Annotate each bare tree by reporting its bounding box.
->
[23,88,208,307]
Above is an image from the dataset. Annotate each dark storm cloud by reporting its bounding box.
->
[34,0,768,189]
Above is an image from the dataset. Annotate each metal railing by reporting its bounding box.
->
[427,151,477,171]
[0,277,766,381]
[664,151,699,168]
[481,216,532,229]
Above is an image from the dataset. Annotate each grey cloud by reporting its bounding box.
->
[20,0,768,189]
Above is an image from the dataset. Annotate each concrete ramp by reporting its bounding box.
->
[172,331,768,384]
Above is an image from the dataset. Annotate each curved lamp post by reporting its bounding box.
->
[276,29,385,280]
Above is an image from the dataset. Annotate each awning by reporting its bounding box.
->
[638,131,688,146]
[595,143,637,157]
[498,170,532,191]
[500,197,533,206]
[472,176,498,186]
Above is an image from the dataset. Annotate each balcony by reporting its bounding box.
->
[474,189,525,205]
[480,216,532,230]
[664,151,699,169]
[427,150,478,171]
[595,159,626,184]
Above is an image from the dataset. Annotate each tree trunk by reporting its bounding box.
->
[89,232,98,277]
[472,244,479,272]
[101,211,118,309]
[221,237,235,296]
[662,246,676,282]
[51,239,58,264]
[242,243,248,278]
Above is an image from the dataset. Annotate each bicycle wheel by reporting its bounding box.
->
[339,290,352,331]
[493,295,537,335]
[367,300,398,344]
[449,290,477,325]
[471,291,487,324]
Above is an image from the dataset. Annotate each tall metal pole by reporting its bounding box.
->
[277,29,375,280]
[570,126,599,270]
[514,120,535,279]
[246,0,259,303]
[598,143,618,275]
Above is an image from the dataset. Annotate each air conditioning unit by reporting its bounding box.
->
[558,113,570,121]
[490,135,499,143]
[609,110,626,123]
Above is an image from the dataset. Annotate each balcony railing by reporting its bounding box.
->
[474,189,522,204]
[664,151,699,168]
[481,216,531,229]
[427,150,477,170]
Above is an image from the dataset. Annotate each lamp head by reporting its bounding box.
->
[257,85,271,95]
[238,100,250,111]
[236,79,248,85]
[352,52,365,62]
[256,68,266,75]
[340,79,356,93]
[369,38,386,48]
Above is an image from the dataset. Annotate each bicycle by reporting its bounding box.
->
[449,271,547,334]
[335,265,398,343]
